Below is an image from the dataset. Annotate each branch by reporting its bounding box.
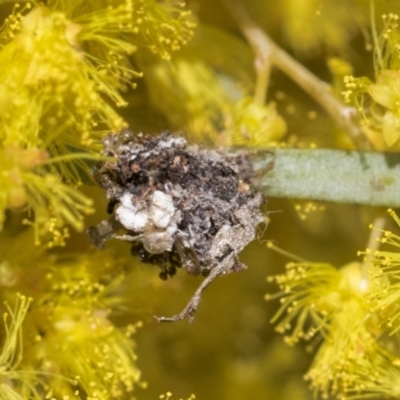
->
[221,0,370,150]
[250,149,400,207]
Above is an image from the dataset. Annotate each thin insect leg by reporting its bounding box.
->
[154,264,227,323]
[115,234,143,241]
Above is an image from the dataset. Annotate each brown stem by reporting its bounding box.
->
[221,0,371,150]
[254,55,271,104]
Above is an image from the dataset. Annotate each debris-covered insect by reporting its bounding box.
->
[88,131,264,322]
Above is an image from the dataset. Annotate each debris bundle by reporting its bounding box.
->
[88,131,264,321]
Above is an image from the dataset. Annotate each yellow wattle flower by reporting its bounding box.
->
[368,70,400,146]
[362,209,400,334]
[0,0,194,241]
[342,13,400,149]
[0,294,47,400]
[223,97,286,148]
[268,261,384,398]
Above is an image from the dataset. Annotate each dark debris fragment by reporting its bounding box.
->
[88,131,265,322]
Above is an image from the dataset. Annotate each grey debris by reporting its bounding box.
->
[88,131,265,322]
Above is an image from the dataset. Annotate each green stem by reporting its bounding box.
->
[250,149,400,207]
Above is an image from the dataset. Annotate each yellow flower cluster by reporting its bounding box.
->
[0,0,137,241]
[269,210,400,399]
[0,241,144,399]
[0,294,42,400]
[343,13,400,149]
[0,0,194,242]
[31,252,144,399]
[138,24,286,146]
[267,262,368,345]
[0,0,194,398]
[364,209,400,334]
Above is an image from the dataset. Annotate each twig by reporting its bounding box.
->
[221,0,370,150]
